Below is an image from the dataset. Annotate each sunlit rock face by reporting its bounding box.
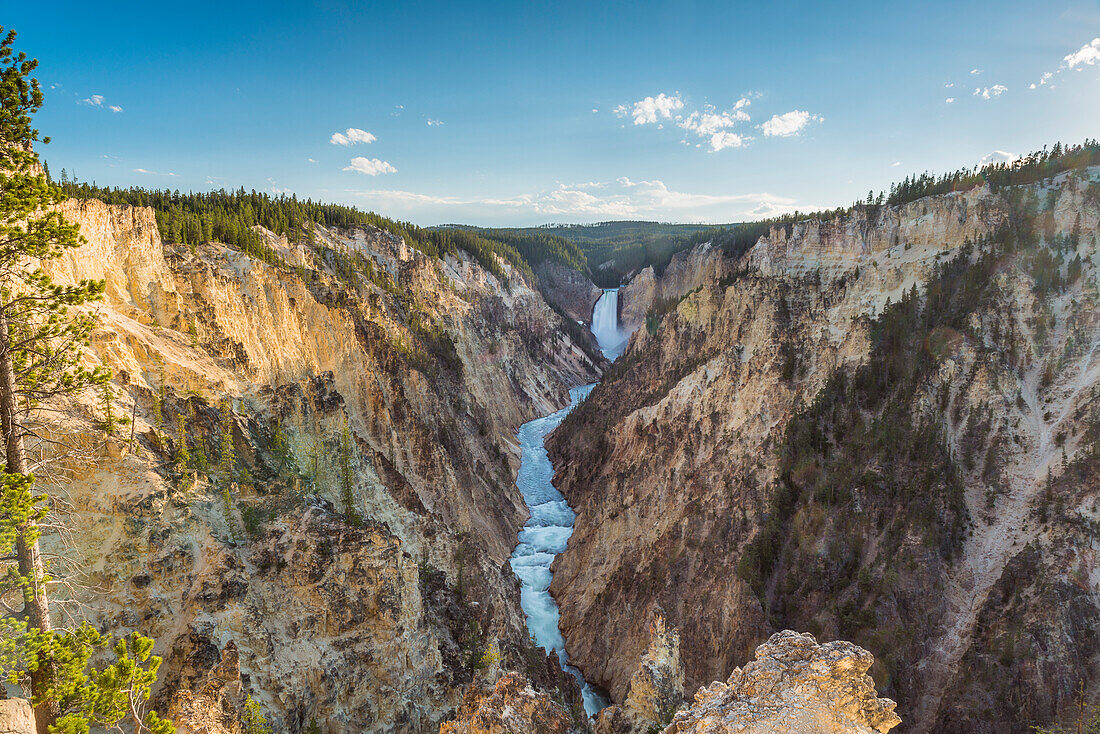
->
[665,631,900,734]
[619,241,730,335]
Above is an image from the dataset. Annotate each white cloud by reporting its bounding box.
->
[945,82,955,88]
[978,150,1019,167]
[973,84,1007,99]
[330,128,377,146]
[614,93,818,152]
[426,118,444,126]
[1064,37,1100,68]
[81,94,123,112]
[677,100,753,151]
[970,68,983,75]
[348,177,812,223]
[945,97,955,103]
[591,108,599,113]
[616,93,684,125]
[760,110,822,137]
[307,158,317,163]
[343,157,397,175]
[891,161,901,167]
[708,131,748,151]
[133,168,177,177]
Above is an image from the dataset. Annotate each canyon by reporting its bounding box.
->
[12,164,1100,734]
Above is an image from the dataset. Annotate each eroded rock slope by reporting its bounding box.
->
[547,172,1100,732]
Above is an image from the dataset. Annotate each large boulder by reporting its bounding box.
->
[664,631,901,734]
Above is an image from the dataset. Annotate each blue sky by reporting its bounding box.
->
[11,0,1100,226]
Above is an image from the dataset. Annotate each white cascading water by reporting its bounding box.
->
[509,384,609,716]
[590,288,628,360]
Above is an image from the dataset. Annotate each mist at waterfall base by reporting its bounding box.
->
[508,291,631,717]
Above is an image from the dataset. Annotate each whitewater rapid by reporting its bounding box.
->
[509,288,626,717]
[509,383,608,715]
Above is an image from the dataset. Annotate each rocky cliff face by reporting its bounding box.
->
[594,608,685,734]
[665,631,900,734]
[535,261,603,325]
[438,673,572,734]
[547,171,1100,732]
[618,241,731,334]
[37,199,601,733]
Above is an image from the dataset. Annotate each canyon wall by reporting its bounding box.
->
[547,172,1100,732]
[618,241,731,335]
[37,199,600,733]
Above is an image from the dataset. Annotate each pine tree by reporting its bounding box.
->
[240,695,273,734]
[218,399,235,487]
[338,417,360,526]
[0,28,171,734]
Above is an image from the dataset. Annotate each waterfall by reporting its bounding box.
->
[591,289,628,360]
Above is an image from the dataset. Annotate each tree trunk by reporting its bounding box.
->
[0,308,58,734]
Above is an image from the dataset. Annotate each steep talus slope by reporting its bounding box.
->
[547,173,1100,732]
[39,198,599,732]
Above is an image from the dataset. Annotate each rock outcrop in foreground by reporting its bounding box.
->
[666,631,900,734]
[438,673,571,734]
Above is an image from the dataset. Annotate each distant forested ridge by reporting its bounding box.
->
[54,139,1100,289]
[54,182,560,284]
[482,140,1100,285]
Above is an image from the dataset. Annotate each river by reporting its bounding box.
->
[508,288,628,717]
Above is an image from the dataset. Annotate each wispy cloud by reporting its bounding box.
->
[330,128,377,146]
[945,97,955,103]
[1031,37,1100,88]
[348,177,812,223]
[970,68,984,75]
[891,161,901,167]
[426,118,444,127]
[133,168,177,177]
[79,94,123,112]
[973,84,1007,99]
[760,110,823,137]
[344,157,397,175]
